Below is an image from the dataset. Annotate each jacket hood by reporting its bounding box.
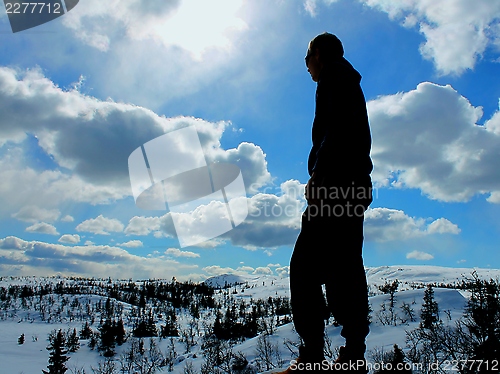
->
[320,57,362,84]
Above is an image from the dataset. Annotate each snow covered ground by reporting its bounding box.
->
[1,265,499,373]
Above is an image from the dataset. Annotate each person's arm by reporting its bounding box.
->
[310,75,349,178]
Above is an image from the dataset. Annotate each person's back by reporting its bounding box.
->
[309,56,372,183]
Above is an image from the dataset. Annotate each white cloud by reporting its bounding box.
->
[12,206,60,223]
[62,0,247,56]
[406,250,434,261]
[364,208,460,242]
[25,222,59,235]
[0,67,271,217]
[427,218,461,235]
[361,0,500,75]
[0,151,127,215]
[118,240,143,248]
[202,265,238,276]
[222,179,305,249]
[127,178,460,249]
[369,82,500,202]
[237,266,255,273]
[253,266,273,275]
[61,215,75,222]
[58,234,81,244]
[275,266,290,277]
[0,236,197,280]
[303,0,339,17]
[125,216,162,236]
[165,247,200,258]
[76,215,124,235]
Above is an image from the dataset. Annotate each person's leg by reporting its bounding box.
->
[289,209,328,362]
[324,214,369,354]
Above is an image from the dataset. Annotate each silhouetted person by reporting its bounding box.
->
[277,33,373,373]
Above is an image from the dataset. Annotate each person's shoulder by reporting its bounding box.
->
[321,58,361,84]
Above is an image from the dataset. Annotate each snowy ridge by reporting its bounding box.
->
[203,274,247,289]
[365,265,500,289]
[1,265,499,373]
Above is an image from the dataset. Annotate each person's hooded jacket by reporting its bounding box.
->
[308,57,373,192]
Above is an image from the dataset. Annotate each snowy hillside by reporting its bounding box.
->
[1,265,499,374]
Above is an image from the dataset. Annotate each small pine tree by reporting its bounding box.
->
[115,319,126,346]
[98,319,116,357]
[79,321,93,340]
[160,308,179,338]
[420,285,440,329]
[18,333,25,345]
[133,310,157,338]
[66,328,79,353]
[42,329,69,374]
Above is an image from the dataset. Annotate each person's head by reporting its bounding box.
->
[305,32,344,82]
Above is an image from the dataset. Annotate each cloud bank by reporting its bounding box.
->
[369,82,500,202]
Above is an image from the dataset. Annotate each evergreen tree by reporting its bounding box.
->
[42,329,69,374]
[160,308,179,338]
[98,318,116,357]
[79,321,93,340]
[133,309,157,338]
[463,276,500,367]
[420,285,440,329]
[114,319,126,345]
[66,328,79,353]
[18,333,25,345]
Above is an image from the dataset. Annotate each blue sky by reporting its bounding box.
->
[0,0,500,280]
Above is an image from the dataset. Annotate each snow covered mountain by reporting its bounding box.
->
[1,265,499,373]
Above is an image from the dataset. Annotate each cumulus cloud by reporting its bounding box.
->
[427,218,461,235]
[165,247,200,258]
[221,179,305,249]
[125,179,459,248]
[62,0,247,55]
[369,82,500,202]
[123,179,301,249]
[125,216,162,236]
[25,222,59,235]
[0,148,127,215]
[0,67,271,219]
[58,234,81,244]
[361,0,500,75]
[237,266,255,273]
[307,0,500,74]
[12,206,60,223]
[61,215,75,222]
[202,265,238,276]
[76,215,124,235]
[118,240,143,248]
[406,250,434,261]
[0,236,197,279]
[253,266,273,275]
[275,266,290,277]
[303,0,339,17]
[364,208,460,242]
